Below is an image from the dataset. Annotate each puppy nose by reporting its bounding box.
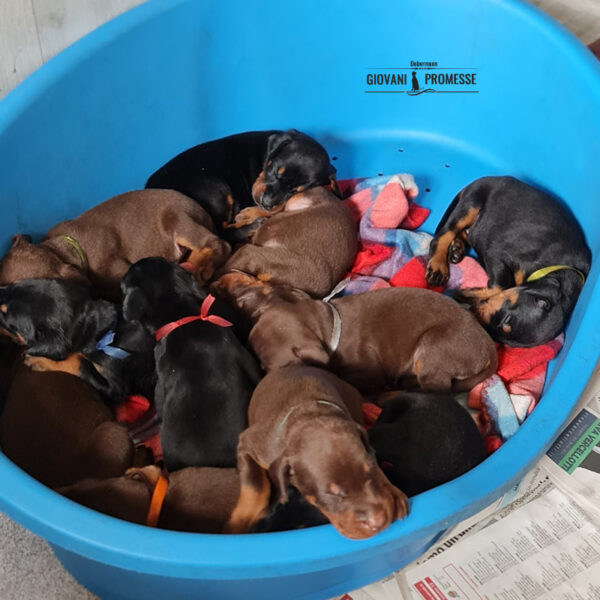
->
[356,508,387,531]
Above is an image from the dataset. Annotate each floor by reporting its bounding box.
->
[0,1,599,599]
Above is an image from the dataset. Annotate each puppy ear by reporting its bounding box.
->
[268,456,292,504]
[292,341,329,366]
[266,132,293,157]
[122,287,151,322]
[10,234,32,249]
[173,265,206,303]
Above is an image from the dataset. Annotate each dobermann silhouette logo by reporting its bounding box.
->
[411,71,419,91]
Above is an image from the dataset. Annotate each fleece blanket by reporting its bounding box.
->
[115,173,563,458]
[338,174,563,452]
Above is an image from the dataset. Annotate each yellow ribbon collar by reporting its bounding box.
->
[526,265,586,286]
[58,235,88,270]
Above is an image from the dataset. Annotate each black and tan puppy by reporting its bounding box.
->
[145,129,337,243]
[0,342,136,489]
[0,189,230,299]
[224,366,408,539]
[214,274,497,393]
[217,186,357,298]
[426,176,591,346]
[368,392,487,497]
[0,279,155,405]
[121,257,261,471]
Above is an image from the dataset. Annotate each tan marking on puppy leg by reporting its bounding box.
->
[217,271,267,291]
[458,285,503,302]
[230,206,271,228]
[427,206,480,282]
[223,470,271,533]
[427,231,454,281]
[0,304,7,313]
[23,352,84,375]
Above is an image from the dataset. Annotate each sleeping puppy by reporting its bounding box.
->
[224,365,408,538]
[0,278,155,405]
[0,342,137,489]
[213,273,497,393]
[216,186,357,298]
[120,257,262,471]
[146,129,338,244]
[0,189,230,299]
[426,176,591,346]
[368,392,487,497]
[58,466,240,533]
[58,465,326,533]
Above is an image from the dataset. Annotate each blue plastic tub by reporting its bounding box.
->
[0,1,599,598]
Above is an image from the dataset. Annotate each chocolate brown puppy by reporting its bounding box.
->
[224,366,408,539]
[58,465,240,533]
[214,275,497,393]
[0,343,135,489]
[218,187,356,298]
[0,189,230,299]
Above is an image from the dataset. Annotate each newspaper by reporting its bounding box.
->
[336,364,600,600]
[400,486,600,599]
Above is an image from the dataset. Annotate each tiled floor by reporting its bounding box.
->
[0,1,599,599]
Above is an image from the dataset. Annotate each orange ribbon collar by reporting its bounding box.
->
[154,294,233,342]
[146,470,169,527]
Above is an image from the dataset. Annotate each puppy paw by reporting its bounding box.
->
[23,355,53,372]
[448,238,466,264]
[425,259,449,287]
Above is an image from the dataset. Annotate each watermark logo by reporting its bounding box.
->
[365,61,478,95]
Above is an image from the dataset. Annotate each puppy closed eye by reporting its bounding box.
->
[536,298,551,311]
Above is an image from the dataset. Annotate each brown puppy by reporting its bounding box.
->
[0,189,231,298]
[58,465,240,533]
[214,274,498,393]
[0,343,136,489]
[224,366,408,539]
[218,187,356,298]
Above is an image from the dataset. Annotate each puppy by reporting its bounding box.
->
[426,176,591,346]
[0,342,136,489]
[0,278,155,405]
[214,274,497,393]
[216,186,357,298]
[0,189,231,298]
[368,392,487,497]
[121,257,262,471]
[224,365,408,539]
[145,129,338,243]
[58,465,240,533]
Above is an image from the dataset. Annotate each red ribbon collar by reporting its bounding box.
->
[154,294,232,342]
